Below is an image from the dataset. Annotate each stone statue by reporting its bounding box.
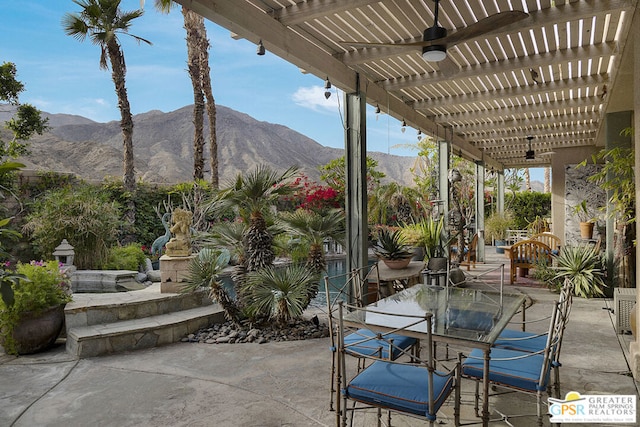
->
[165,208,193,257]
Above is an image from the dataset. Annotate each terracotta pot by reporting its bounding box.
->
[2,304,66,355]
[382,258,412,270]
[579,222,594,239]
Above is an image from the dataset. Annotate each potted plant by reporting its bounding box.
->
[572,200,595,239]
[553,245,606,298]
[400,217,445,261]
[372,228,414,269]
[485,212,513,254]
[0,260,73,355]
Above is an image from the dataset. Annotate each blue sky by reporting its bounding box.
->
[1,0,543,181]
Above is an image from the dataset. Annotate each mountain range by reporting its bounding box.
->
[5,105,416,186]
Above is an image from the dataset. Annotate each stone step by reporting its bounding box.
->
[65,283,212,330]
[66,304,225,358]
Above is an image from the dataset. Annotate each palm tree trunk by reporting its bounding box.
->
[183,8,205,181]
[544,166,551,193]
[107,38,136,234]
[194,20,219,189]
[524,168,531,191]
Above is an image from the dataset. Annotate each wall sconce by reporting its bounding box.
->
[401,119,406,133]
[256,39,265,56]
[324,77,332,99]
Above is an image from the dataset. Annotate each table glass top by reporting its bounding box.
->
[346,284,526,345]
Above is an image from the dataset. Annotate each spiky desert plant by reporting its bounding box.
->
[212,165,300,272]
[279,208,345,274]
[279,208,345,307]
[371,228,413,260]
[242,264,319,324]
[184,248,242,324]
[553,245,606,298]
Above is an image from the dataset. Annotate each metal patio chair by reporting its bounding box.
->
[336,302,460,427]
[462,300,565,426]
[324,263,419,412]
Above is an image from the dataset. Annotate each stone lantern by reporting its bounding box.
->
[53,239,75,266]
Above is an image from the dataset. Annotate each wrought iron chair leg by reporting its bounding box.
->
[474,379,481,418]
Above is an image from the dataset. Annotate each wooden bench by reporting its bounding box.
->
[508,240,552,284]
[530,232,561,255]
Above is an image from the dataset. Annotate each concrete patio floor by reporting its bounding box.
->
[1,251,639,426]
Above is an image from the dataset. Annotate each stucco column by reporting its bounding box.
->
[343,87,368,294]
[475,161,486,262]
[629,5,640,381]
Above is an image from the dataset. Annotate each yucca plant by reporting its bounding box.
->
[242,264,319,324]
[553,245,606,298]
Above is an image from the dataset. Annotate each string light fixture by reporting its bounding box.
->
[324,77,332,99]
[256,39,265,55]
[525,135,535,160]
[401,119,407,133]
[417,129,423,141]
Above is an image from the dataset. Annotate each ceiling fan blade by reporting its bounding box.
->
[340,11,528,50]
[339,40,426,48]
[442,11,528,46]
[438,56,458,76]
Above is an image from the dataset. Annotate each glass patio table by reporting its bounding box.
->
[342,283,526,426]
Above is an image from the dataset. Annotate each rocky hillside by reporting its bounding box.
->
[9,105,415,186]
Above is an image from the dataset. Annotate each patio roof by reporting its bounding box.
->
[174,0,638,172]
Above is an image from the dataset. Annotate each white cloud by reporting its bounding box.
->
[291,85,343,114]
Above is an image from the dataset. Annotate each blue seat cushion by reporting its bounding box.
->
[462,348,549,392]
[346,360,455,417]
[494,328,547,353]
[345,329,417,360]
[447,308,495,332]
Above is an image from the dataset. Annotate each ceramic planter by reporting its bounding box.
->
[2,304,66,355]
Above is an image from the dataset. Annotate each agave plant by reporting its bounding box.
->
[553,245,606,298]
[242,264,319,324]
[371,228,413,260]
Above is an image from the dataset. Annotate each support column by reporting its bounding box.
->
[497,172,505,216]
[344,86,368,286]
[438,138,450,220]
[629,4,640,381]
[476,161,486,262]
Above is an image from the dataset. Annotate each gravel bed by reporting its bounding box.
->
[182,315,330,345]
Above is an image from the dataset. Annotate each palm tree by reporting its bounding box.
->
[279,208,345,274]
[279,208,345,307]
[213,165,300,272]
[153,1,219,187]
[63,0,150,231]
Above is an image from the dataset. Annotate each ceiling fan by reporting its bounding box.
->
[340,0,528,68]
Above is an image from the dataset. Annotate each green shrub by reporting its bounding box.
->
[506,192,551,229]
[103,243,147,271]
[22,185,122,269]
[0,260,73,354]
